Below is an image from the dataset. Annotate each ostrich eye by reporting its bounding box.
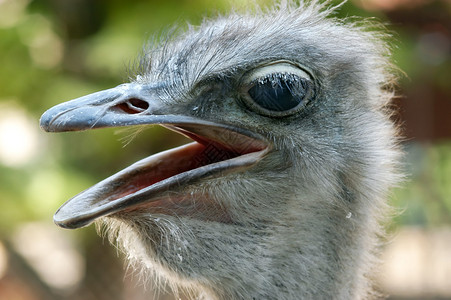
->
[242,62,314,117]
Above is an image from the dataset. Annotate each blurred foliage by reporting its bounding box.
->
[392,142,451,227]
[0,0,450,298]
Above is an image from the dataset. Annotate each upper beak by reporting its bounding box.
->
[40,83,269,229]
[41,82,221,132]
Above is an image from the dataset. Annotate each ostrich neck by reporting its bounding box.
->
[260,202,373,299]
[112,177,381,300]
[196,191,377,300]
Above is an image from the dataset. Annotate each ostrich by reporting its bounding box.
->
[40,1,400,299]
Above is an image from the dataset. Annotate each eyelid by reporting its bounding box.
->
[242,61,312,85]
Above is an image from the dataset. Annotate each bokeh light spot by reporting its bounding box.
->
[0,103,41,167]
[0,0,29,28]
[12,222,85,291]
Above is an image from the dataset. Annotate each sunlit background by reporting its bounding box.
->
[0,0,449,299]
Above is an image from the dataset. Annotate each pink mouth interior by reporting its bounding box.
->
[107,130,266,201]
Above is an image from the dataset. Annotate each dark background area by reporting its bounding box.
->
[0,0,449,299]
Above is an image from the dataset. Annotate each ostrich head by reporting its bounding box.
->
[40,1,400,299]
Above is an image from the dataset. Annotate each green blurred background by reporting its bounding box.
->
[0,0,449,299]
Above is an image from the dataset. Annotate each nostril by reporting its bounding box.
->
[130,98,149,110]
[114,98,149,114]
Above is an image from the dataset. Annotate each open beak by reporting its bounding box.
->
[40,83,269,229]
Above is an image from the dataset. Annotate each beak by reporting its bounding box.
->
[40,83,269,229]
[41,82,218,132]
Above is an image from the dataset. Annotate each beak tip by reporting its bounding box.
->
[39,103,91,133]
[40,104,66,132]
[53,207,72,229]
[53,210,92,229]
[39,112,52,132]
